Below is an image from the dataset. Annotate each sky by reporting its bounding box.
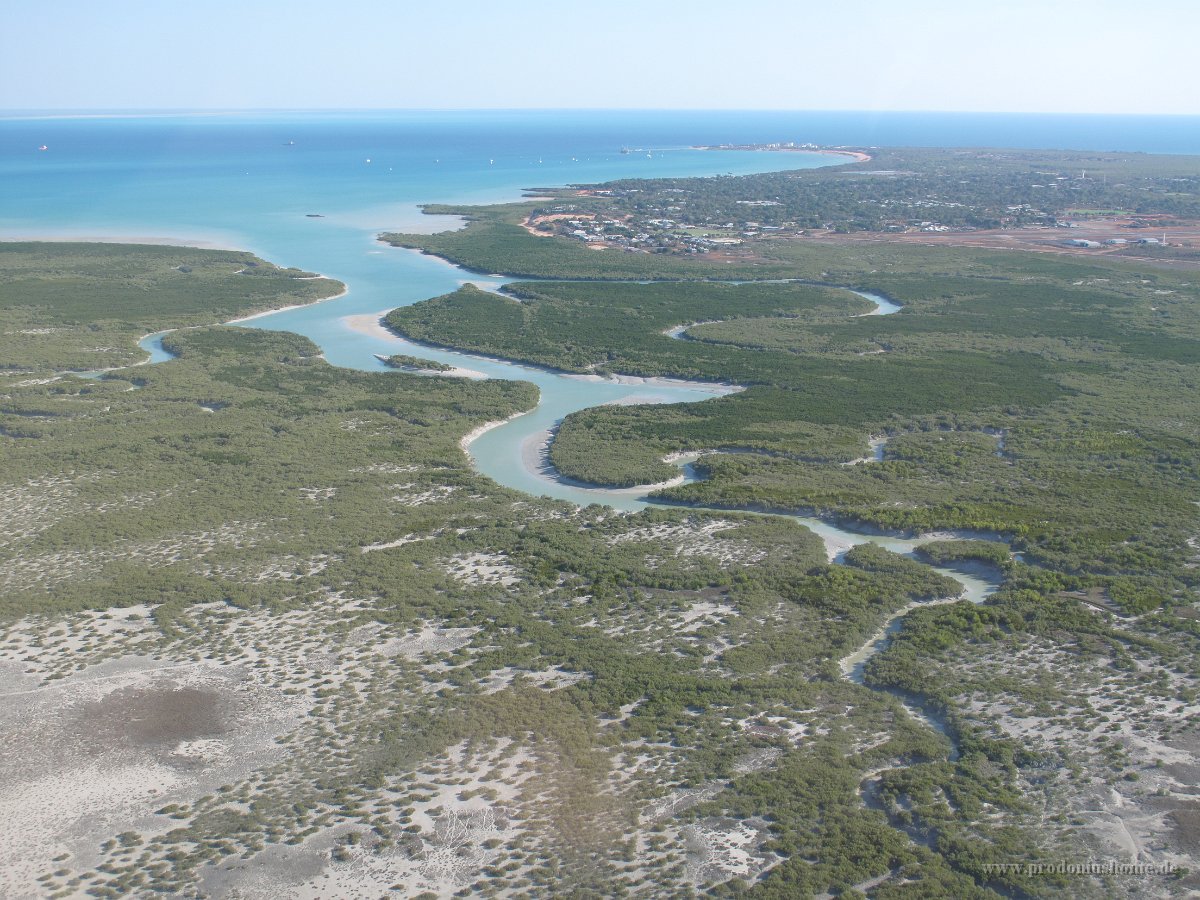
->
[3,0,1198,115]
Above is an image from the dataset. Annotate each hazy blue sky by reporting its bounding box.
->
[3,0,1197,114]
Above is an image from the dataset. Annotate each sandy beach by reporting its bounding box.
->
[225,286,349,325]
[0,232,242,251]
[565,370,742,395]
[692,146,872,165]
[518,428,689,496]
[459,410,530,452]
[823,149,872,162]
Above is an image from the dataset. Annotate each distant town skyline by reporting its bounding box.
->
[3,0,1198,115]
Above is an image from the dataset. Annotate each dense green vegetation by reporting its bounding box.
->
[385,279,1066,477]
[0,325,538,620]
[389,279,872,373]
[0,242,341,371]
[382,353,454,371]
[915,539,1013,570]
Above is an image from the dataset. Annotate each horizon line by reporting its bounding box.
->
[4,107,1200,120]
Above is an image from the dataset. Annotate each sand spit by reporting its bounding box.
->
[690,145,872,165]
[459,410,529,452]
[224,286,348,325]
[0,233,242,251]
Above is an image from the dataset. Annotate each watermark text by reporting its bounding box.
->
[983,861,1177,877]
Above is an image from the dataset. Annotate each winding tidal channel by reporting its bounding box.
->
[124,240,997,755]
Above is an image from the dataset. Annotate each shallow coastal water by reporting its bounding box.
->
[138,331,174,363]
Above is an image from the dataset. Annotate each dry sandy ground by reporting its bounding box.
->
[0,653,309,897]
[564,371,742,394]
[2,581,800,897]
[196,738,539,899]
[937,633,1200,891]
[606,518,768,568]
[0,592,485,898]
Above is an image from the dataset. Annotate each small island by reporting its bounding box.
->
[378,352,454,372]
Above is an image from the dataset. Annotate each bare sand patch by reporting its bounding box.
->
[607,518,768,568]
[377,625,480,660]
[681,816,781,884]
[442,551,521,587]
[0,654,309,899]
[196,738,539,899]
[938,634,1200,879]
[360,532,437,553]
[389,481,460,506]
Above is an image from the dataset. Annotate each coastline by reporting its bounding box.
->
[519,427,690,497]
[0,234,349,326]
[225,286,349,325]
[693,145,872,164]
[0,232,243,251]
[823,149,872,162]
[460,410,530,453]
[2,121,1099,900]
